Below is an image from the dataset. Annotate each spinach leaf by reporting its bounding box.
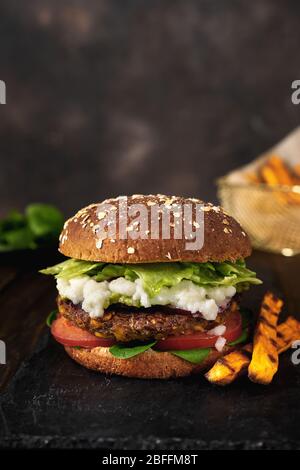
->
[228,328,249,346]
[109,341,156,359]
[46,309,58,327]
[1,226,37,250]
[239,306,253,329]
[26,203,64,239]
[228,307,252,346]
[0,204,64,252]
[109,339,211,365]
[170,347,211,364]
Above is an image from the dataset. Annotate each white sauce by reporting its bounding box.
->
[56,276,236,320]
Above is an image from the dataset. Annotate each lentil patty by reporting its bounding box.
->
[58,296,238,342]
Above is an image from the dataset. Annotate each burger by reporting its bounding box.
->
[41,194,261,379]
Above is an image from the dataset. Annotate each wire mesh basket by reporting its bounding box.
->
[217,178,300,256]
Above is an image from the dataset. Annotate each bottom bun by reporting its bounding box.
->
[65,345,233,379]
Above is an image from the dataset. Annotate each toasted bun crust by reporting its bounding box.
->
[59,194,251,263]
[65,344,233,379]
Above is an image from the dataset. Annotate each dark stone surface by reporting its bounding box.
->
[0,251,300,450]
[1,320,300,450]
[0,1,300,216]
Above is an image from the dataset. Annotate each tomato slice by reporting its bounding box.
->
[155,310,242,351]
[51,316,116,348]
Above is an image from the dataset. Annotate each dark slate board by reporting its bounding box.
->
[1,332,300,450]
[0,250,300,450]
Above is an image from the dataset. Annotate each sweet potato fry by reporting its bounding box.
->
[248,292,283,384]
[268,155,294,186]
[205,314,300,386]
[293,163,300,180]
[260,165,280,186]
[262,156,300,204]
[276,316,300,353]
[205,343,252,386]
[260,164,289,204]
[246,172,261,184]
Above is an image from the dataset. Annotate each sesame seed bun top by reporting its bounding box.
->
[59,194,251,263]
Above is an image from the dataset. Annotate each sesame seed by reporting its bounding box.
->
[127,247,135,254]
[165,198,173,206]
[166,252,172,260]
[222,219,229,225]
[242,231,246,237]
[224,227,230,233]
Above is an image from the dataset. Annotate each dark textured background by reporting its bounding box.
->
[1,0,300,451]
[0,0,300,217]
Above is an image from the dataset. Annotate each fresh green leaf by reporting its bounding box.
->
[109,338,211,365]
[93,264,129,282]
[0,204,64,252]
[109,341,156,359]
[0,210,26,233]
[127,263,195,297]
[1,226,37,250]
[26,203,64,239]
[170,347,211,364]
[228,328,249,346]
[46,309,58,327]
[41,258,261,294]
[227,307,252,346]
[239,306,253,329]
[40,258,104,279]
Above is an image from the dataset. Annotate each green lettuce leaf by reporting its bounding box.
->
[40,258,261,295]
[40,259,105,279]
